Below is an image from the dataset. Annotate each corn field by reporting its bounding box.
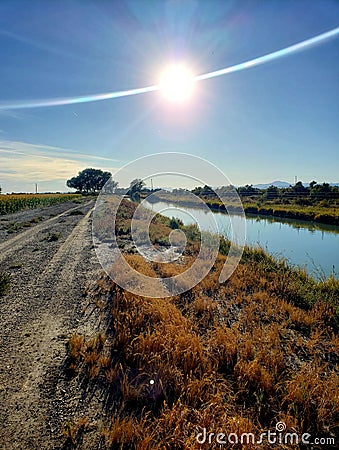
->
[0,193,81,215]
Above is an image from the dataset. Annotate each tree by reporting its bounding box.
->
[128,178,145,201]
[102,178,119,194]
[201,185,215,197]
[265,185,279,200]
[292,181,308,196]
[66,168,113,195]
[169,217,183,229]
[310,182,332,201]
[237,184,259,196]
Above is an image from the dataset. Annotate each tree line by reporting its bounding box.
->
[191,181,339,206]
[67,169,338,207]
[236,181,339,205]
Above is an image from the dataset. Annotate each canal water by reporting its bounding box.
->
[143,200,339,279]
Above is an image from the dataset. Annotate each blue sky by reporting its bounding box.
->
[0,0,338,193]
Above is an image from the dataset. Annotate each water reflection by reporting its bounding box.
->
[144,200,339,279]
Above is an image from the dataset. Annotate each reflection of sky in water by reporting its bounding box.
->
[144,201,339,279]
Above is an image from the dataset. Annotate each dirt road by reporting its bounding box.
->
[0,199,102,449]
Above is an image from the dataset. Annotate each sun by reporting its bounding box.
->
[159,65,195,102]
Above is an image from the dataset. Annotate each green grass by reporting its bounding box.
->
[195,197,338,225]
[0,273,10,297]
[45,231,60,242]
[9,263,23,269]
[242,202,339,225]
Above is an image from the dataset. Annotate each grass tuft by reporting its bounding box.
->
[0,272,10,297]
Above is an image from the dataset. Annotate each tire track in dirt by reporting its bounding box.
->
[0,202,90,259]
[0,204,102,449]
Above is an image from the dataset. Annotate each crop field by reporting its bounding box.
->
[0,193,82,215]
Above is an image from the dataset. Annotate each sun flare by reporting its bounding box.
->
[159,65,195,102]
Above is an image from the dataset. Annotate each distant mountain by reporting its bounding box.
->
[253,181,291,189]
[252,181,339,189]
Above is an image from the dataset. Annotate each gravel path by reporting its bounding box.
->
[0,199,102,449]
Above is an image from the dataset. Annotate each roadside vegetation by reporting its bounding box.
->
[45,231,60,242]
[63,199,338,449]
[0,272,10,297]
[0,193,81,215]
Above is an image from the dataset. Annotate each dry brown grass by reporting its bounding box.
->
[64,199,338,449]
[283,362,339,433]
[61,417,89,446]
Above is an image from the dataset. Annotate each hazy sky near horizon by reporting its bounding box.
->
[0,0,338,193]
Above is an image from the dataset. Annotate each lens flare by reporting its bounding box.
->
[92,152,246,297]
[0,27,338,110]
[159,65,195,102]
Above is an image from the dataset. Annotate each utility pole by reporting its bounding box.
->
[294,175,297,185]
[151,179,154,191]
[35,183,38,194]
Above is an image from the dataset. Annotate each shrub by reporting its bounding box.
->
[181,223,200,242]
[169,216,183,229]
[0,273,10,297]
[46,232,60,242]
[68,210,84,216]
